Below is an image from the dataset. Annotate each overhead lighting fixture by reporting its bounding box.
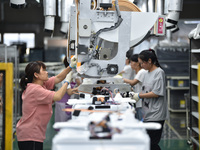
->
[184,20,200,24]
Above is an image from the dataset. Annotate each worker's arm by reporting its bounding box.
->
[53,82,69,101]
[54,55,77,84]
[130,91,159,102]
[54,66,72,84]
[53,71,74,101]
[119,70,125,75]
[139,92,159,98]
[67,87,79,96]
[123,78,139,86]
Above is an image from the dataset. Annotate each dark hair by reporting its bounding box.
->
[126,49,133,60]
[130,54,139,62]
[138,49,161,68]
[20,61,46,92]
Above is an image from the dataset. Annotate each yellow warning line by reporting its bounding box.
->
[165,120,183,139]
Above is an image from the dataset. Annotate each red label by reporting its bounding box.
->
[158,17,164,34]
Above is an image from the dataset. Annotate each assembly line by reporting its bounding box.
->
[1,0,199,150]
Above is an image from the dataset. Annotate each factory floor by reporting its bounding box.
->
[13,106,193,150]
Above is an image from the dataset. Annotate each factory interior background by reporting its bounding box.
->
[1,0,200,150]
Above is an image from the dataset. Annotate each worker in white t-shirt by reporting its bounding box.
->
[123,54,147,121]
[119,57,134,80]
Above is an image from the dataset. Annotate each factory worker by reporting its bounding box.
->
[130,49,167,150]
[16,56,77,150]
[123,54,147,121]
[55,57,81,123]
[119,50,135,80]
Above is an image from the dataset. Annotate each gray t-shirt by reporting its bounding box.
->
[141,67,168,121]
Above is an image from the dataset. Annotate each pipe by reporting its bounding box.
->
[148,0,154,12]
[165,0,183,33]
[43,0,56,33]
[60,0,73,34]
[155,0,164,15]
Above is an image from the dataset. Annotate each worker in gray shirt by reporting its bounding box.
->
[130,49,167,150]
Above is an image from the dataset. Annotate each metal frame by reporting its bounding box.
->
[167,76,189,112]
[0,63,13,150]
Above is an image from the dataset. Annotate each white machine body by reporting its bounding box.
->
[67,0,159,77]
[52,129,150,150]
[52,110,161,150]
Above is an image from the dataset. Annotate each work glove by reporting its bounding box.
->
[113,74,122,78]
[69,55,77,68]
[129,92,140,102]
[65,71,73,84]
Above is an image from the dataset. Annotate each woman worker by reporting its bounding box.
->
[16,56,77,150]
[123,54,147,121]
[130,49,167,150]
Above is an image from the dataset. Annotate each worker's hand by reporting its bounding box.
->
[71,87,79,94]
[69,55,77,68]
[65,71,73,84]
[129,92,140,102]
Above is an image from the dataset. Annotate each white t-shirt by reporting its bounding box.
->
[134,69,147,108]
[122,65,134,80]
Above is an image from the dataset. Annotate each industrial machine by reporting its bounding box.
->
[64,0,183,78]
[9,0,183,77]
[67,0,159,77]
[52,109,161,150]
[9,0,183,150]
[66,77,134,118]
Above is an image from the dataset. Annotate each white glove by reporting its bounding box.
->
[70,55,77,68]
[65,71,73,84]
[129,92,140,102]
[113,74,122,78]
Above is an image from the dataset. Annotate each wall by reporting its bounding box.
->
[0,1,63,48]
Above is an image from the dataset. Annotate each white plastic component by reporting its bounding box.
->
[168,0,183,11]
[67,97,135,105]
[165,0,183,32]
[67,99,92,105]
[60,0,73,33]
[60,22,69,34]
[100,0,112,4]
[167,11,180,22]
[52,110,162,150]
[44,16,55,31]
[73,104,130,112]
[79,19,92,37]
[93,12,159,47]
[43,0,56,31]
[188,24,200,39]
[155,0,164,15]
[43,0,56,16]
[10,0,25,5]
[148,0,154,13]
